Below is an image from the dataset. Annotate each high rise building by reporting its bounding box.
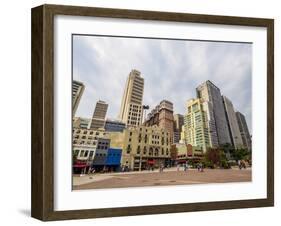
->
[222,96,244,149]
[72,80,85,116]
[89,100,108,130]
[144,100,174,142]
[183,98,211,152]
[236,111,252,150]
[173,114,184,143]
[196,80,231,146]
[119,69,144,127]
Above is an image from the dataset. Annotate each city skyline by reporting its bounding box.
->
[73,35,252,133]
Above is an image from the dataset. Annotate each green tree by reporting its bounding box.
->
[202,148,230,169]
[232,148,249,162]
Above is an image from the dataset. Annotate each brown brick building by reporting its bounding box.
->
[144,100,174,143]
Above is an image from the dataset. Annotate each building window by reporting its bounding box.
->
[143,146,147,155]
[127,145,131,154]
[79,150,85,157]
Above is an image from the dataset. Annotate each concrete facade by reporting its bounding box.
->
[119,69,144,127]
[121,125,171,170]
[89,100,108,130]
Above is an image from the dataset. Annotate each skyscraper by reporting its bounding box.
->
[196,80,232,146]
[144,100,174,141]
[236,111,252,150]
[89,100,108,130]
[119,69,144,127]
[173,114,184,143]
[183,98,211,152]
[72,80,85,116]
[222,96,243,149]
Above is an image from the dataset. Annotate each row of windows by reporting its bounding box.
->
[74,149,95,159]
[74,130,106,136]
[74,135,99,140]
[73,140,96,145]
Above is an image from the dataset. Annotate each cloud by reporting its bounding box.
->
[73,35,252,133]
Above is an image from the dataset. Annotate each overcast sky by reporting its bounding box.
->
[73,35,252,133]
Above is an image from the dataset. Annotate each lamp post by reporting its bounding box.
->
[139,105,149,171]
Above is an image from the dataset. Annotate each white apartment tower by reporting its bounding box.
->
[89,100,108,130]
[183,98,211,152]
[119,69,144,127]
[196,80,232,146]
[222,96,243,149]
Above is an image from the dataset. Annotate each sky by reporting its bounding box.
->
[73,35,252,133]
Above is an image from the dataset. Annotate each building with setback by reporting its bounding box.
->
[119,69,144,127]
[144,100,174,143]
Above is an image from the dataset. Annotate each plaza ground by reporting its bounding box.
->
[73,167,251,190]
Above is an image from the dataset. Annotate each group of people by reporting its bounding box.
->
[176,162,204,172]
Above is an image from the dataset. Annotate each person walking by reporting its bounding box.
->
[177,164,180,172]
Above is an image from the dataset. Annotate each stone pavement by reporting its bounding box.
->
[73,167,251,190]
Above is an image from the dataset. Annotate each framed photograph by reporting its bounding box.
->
[31,4,274,221]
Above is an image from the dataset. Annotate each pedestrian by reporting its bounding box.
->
[185,162,189,172]
[197,163,200,172]
[183,163,187,172]
[200,163,204,172]
[177,164,180,172]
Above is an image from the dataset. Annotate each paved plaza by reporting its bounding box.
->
[73,167,251,190]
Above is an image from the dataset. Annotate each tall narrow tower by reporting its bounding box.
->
[89,100,108,130]
[119,69,144,127]
[196,80,231,146]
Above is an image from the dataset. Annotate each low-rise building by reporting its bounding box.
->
[105,119,126,132]
[92,138,111,171]
[73,117,91,129]
[121,125,171,170]
[105,148,122,171]
[176,144,203,164]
